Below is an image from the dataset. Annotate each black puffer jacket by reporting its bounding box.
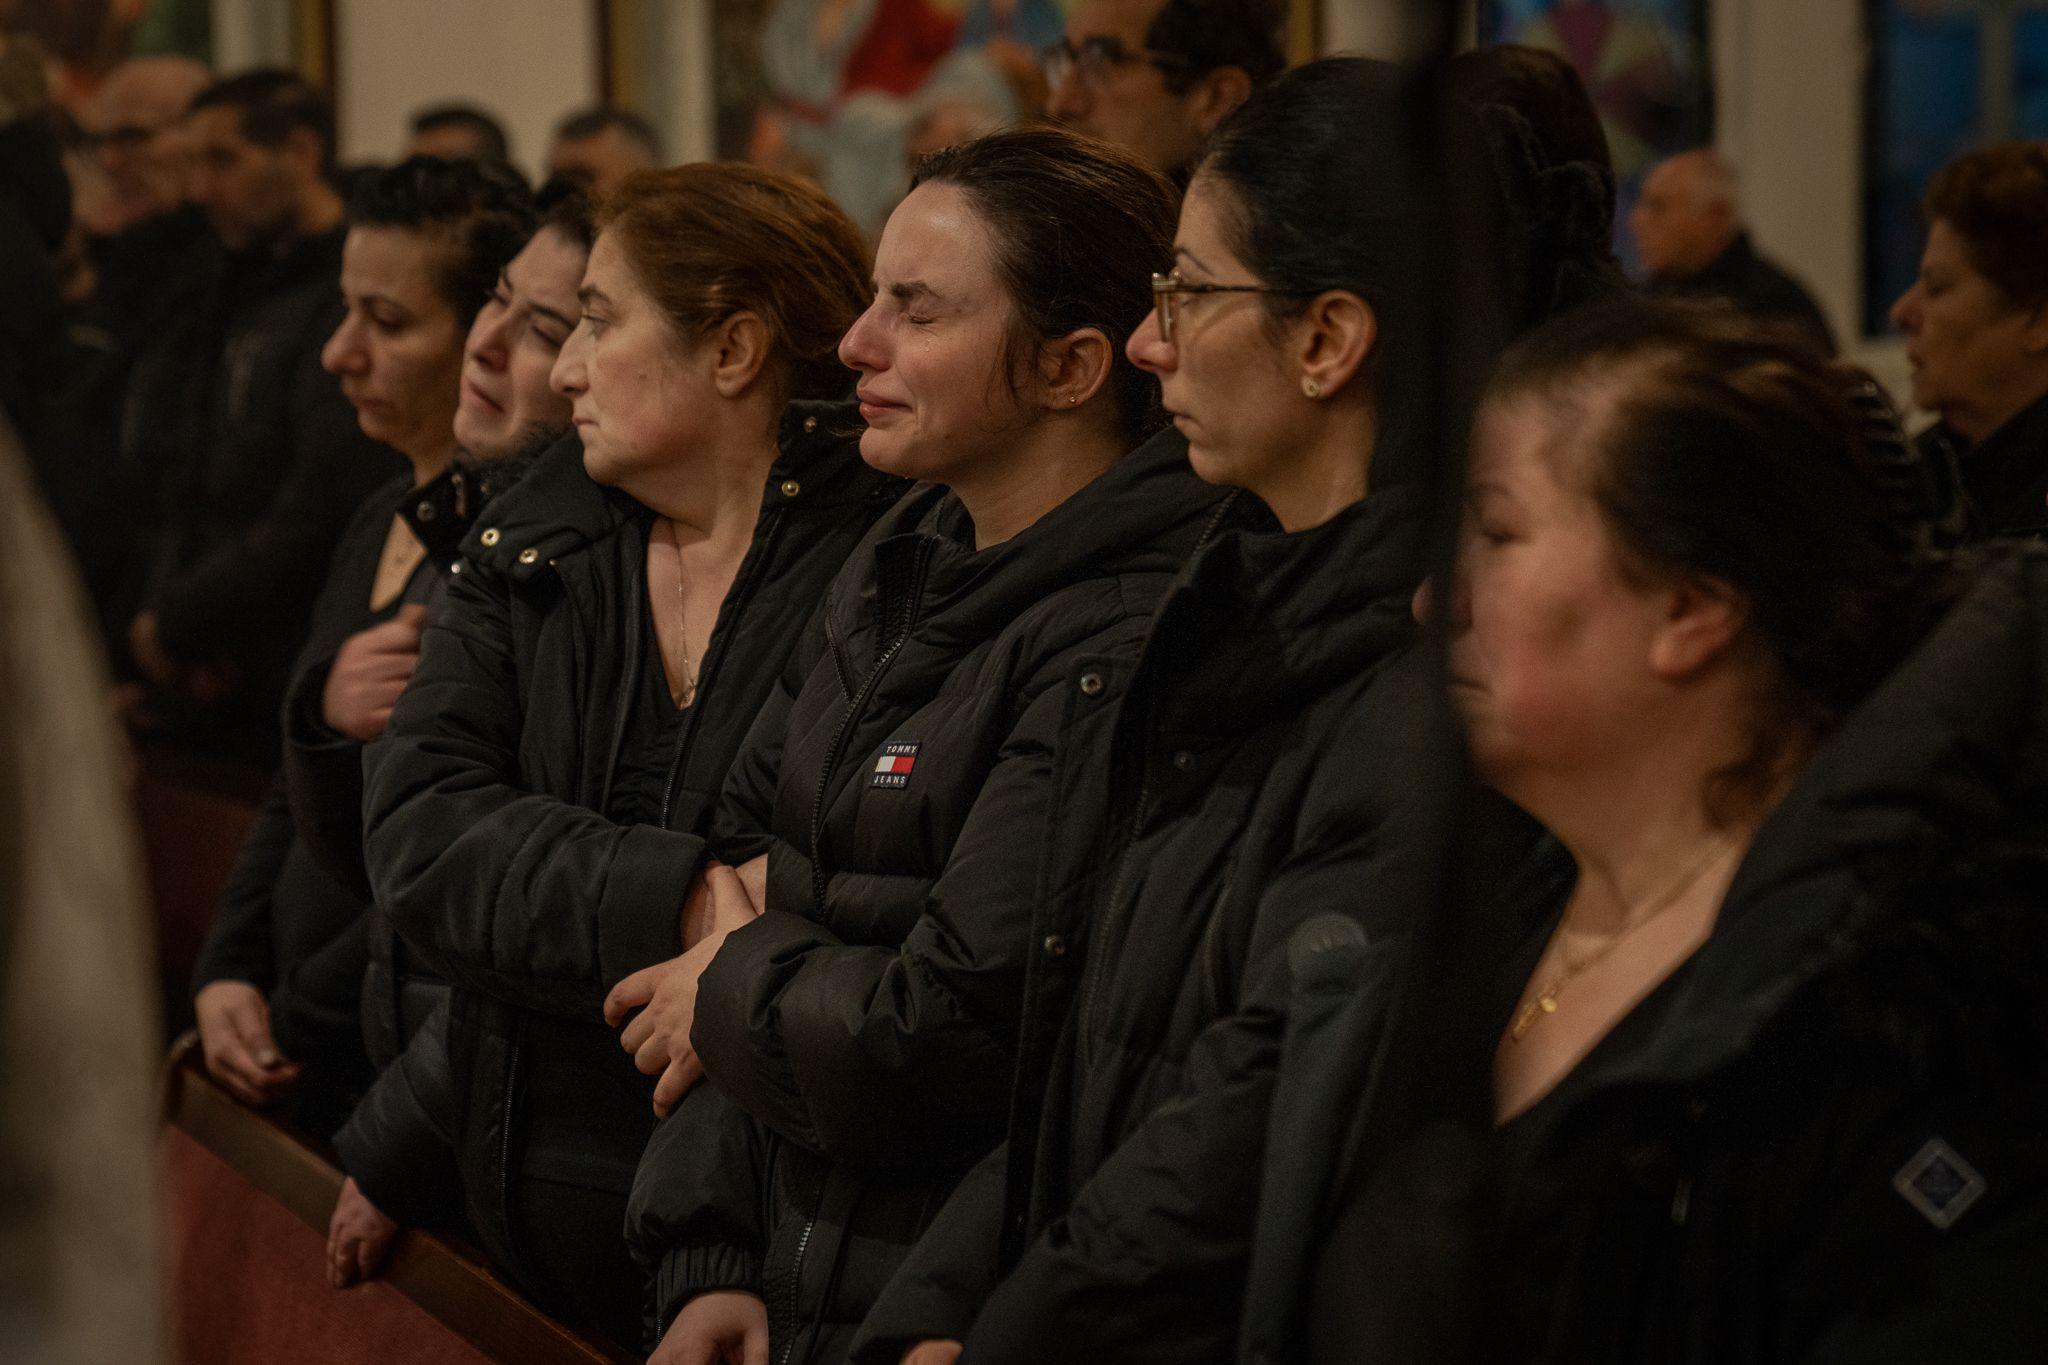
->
[850,479,1502,1365]
[624,430,1234,1363]
[1285,547,2048,1364]
[337,406,900,1314]
[1923,389,2048,542]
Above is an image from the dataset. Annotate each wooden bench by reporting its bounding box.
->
[164,1037,639,1365]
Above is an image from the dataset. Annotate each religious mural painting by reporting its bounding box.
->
[713,0,1316,239]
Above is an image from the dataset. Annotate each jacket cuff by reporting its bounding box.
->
[599,825,707,986]
[332,1107,445,1229]
[650,1241,763,1338]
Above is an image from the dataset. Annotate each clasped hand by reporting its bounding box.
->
[604,858,763,1116]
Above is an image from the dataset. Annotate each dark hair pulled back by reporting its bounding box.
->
[1488,298,1948,816]
[1192,59,1435,427]
[346,154,537,328]
[912,125,1178,445]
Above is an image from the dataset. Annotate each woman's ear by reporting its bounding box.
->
[1039,326,1115,413]
[1296,291,1377,400]
[1648,578,1746,680]
[710,311,771,398]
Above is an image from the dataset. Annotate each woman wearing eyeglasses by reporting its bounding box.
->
[853,50,1624,1365]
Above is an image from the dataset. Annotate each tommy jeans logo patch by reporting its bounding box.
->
[871,742,920,789]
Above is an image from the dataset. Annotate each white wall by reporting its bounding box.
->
[331,0,599,182]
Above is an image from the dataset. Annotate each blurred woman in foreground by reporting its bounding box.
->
[1300,300,2048,1361]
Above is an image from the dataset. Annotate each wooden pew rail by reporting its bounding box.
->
[163,1035,639,1365]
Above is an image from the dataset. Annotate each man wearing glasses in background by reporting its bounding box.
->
[1043,0,1287,181]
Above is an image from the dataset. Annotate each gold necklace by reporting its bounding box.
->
[1508,839,1738,1043]
[658,519,698,706]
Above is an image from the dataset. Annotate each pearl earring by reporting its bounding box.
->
[1301,377,1322,399]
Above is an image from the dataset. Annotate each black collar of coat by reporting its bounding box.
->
[1138,477,1429,736]
[1952,386,2048,537]
[835,425,1233,656]
[457,398,874,582]
[396,453,534,568]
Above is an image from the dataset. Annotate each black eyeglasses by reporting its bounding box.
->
[1042,36,1192,89]
[1150,270,1303,344]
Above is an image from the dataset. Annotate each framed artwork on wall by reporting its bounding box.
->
[1475,0,1713,269]
[704,0,1320,238]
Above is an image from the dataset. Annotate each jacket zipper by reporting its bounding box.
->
[1074,494,1241,1073]
[658,509,784,830]
[805,537,936,910]
[776,1211,817,1365]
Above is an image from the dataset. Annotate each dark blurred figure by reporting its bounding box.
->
[545,104,660,194]
[1041,0,1286,180]
[190,156,539,1137]
[47,53,214,640]
[122,69,401,762]
[1891,141,2048,540]
[1630,149,1843,358]
[0,33,71,471]
[72,53,210,237]
[1633,148,1837,356]
[407,102,510,165]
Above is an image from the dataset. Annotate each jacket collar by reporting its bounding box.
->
[849,426,1232,653]
[399,452,537,567]
[1953,387,2048,537]
[1143,476,1428,735]
[460,399,872,582]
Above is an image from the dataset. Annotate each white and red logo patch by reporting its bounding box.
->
[870,741,920,788]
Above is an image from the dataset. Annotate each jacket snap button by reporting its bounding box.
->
[1042,935,1067,958]
[518,547,540,565]
[781,479,802,498]
[1078,672,1104,696]
[803,415,819,432]
[1172,750,1194,772]
[415,500,436,521]
[449,561,464,575]
[479,527,501,547]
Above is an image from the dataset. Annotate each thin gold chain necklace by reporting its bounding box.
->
[1509,838,1739,1043]
[657,518,698,706]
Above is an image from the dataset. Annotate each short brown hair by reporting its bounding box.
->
[596,164,869,402]
[1924,141,2048,311]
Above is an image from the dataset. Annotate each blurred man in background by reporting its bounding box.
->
[545,104,659,193]
[123,70,398,760]
[407,102,510,165]
[1042,0,1285,180]
[1633,147,1836,356]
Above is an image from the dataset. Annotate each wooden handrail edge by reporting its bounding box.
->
[162,1034,638,1364]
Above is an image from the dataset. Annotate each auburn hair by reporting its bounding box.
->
[596,164,870,402]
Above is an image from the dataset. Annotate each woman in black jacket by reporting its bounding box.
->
[190,156,535,1132]
[617,127,1233,1365]
[331,165,899,1346]
[1294,301,2048,1363]
[853,52,1622,1365]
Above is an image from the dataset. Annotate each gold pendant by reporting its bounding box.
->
[1510,986,1560,1042]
